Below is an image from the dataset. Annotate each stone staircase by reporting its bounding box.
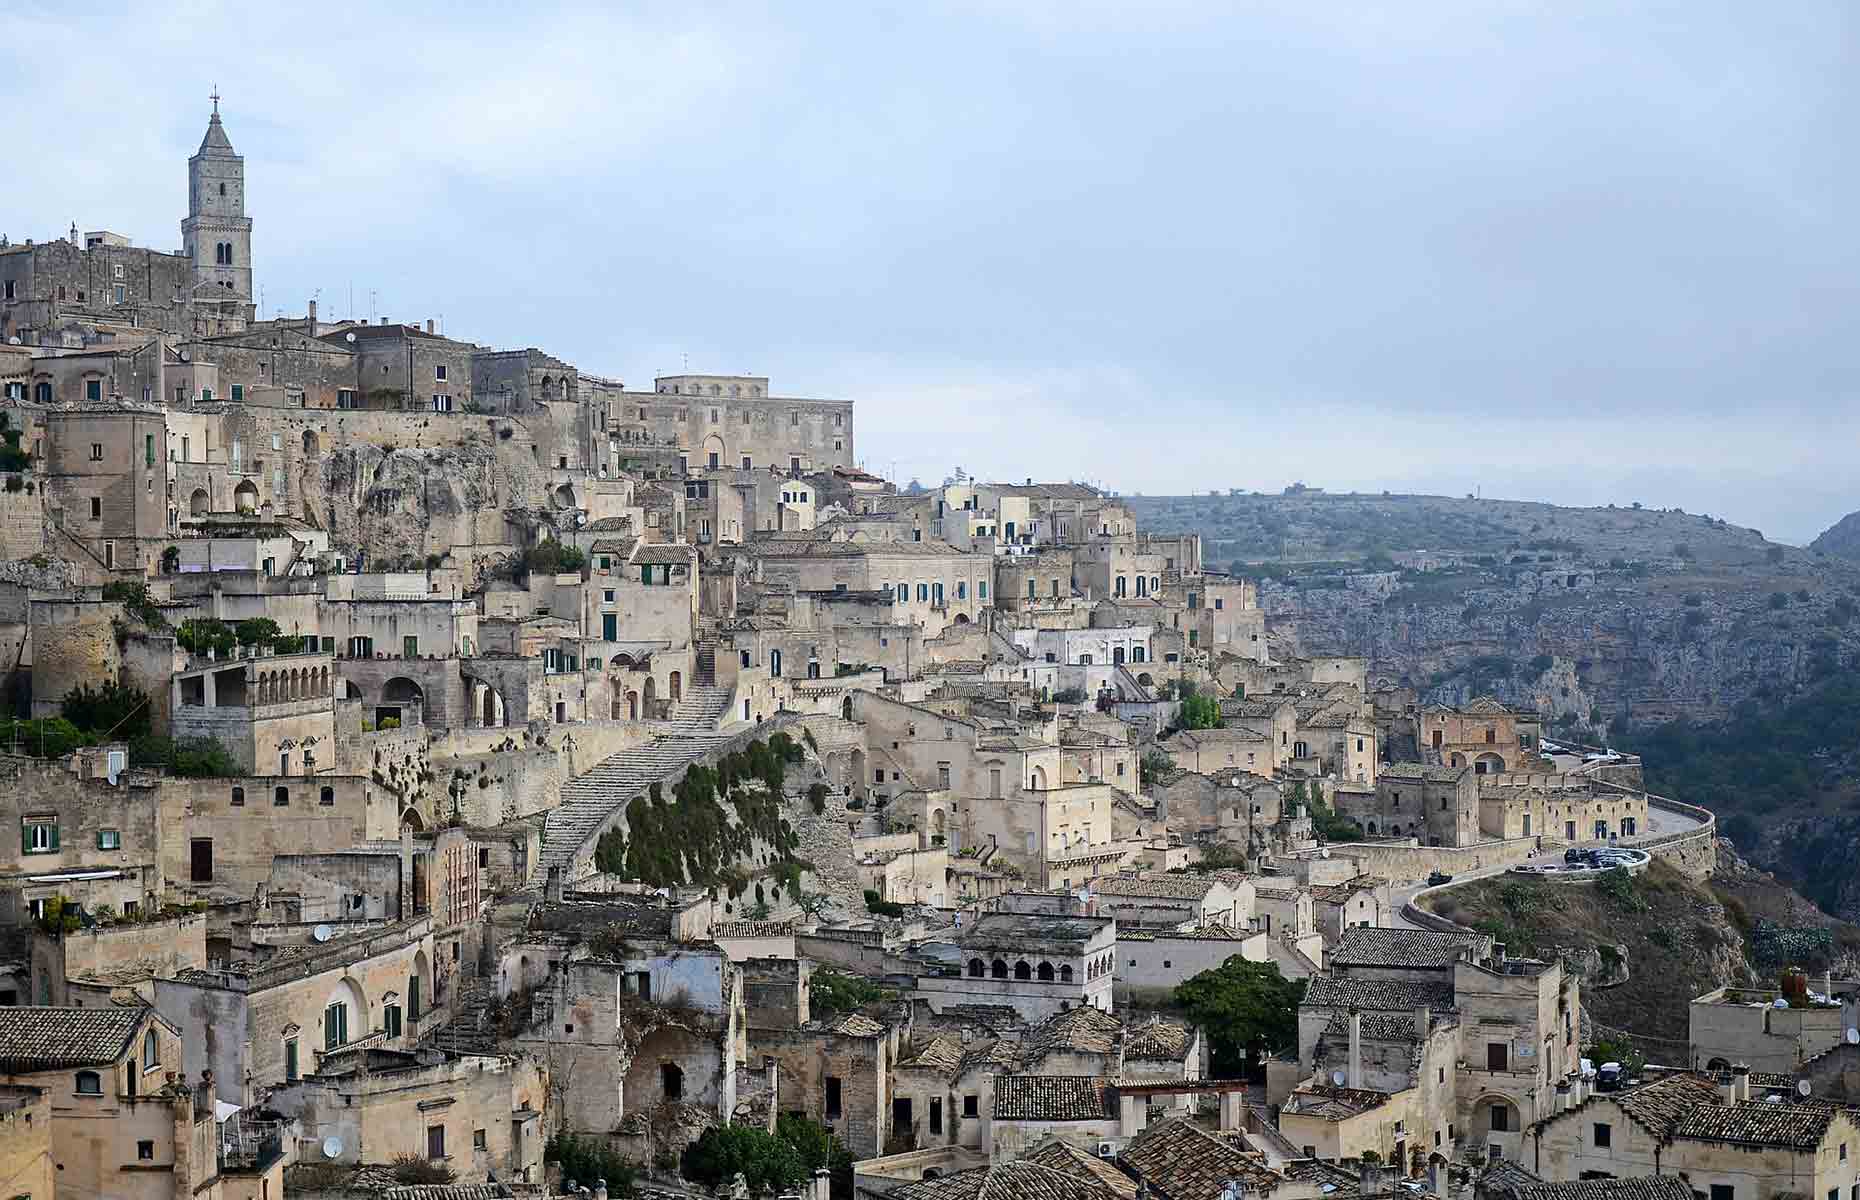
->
[695,639,718,688]
[534,685,739,879]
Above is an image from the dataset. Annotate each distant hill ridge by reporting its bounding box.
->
[1812,511,1860,561]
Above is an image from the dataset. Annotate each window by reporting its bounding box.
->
[97,829,121,851]
[826,1076,842,1120]
[384,1004,402,1038]
[231,786,245,806]
[324,1001,349,1050]
[436,364,447,381]
[90,442,104,461]
[89,497,101,520]
[285,1038,299,1081]
[427,1124,446,1160]
[86,380,102,402]
[1594,1122,1611,1148]
[1489,1103,1510,1133]
[1710,1188,1734,1200]
[273,787,289,807]
[473,1128,487,1150]
[320,786,335,806]
[138,1139,155,1160]
[964,1094,979,1118]
[75,1071,102,1095]
[22,818,57,854]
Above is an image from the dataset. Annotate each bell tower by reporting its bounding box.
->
[181,89,254,315]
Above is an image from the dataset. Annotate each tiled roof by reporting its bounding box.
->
[0,1005,146,1072]
[1018,1139,1138,1198]
[1120,1117,1283,1199]
[1511,1180,1694,1200]
[1026,1007,1122,1058]
[1279,1159,1362,1197]
[1092,874,1219,900]
[991,1075,1116,1121]
[1321,1010,1434,1043]
[1303,976,1454,1012]
[817,1012,885,1038]
[1378,763,1469,782]
[1329,927,1476,969]
[1671,1100,1838,1150]
[1604,1073,1724,1139]
[1310,878,1385,903]
[1124,1014,1193,1061]
[1476,1159,1547,1200]
[1283,1084,1392,1119]
[888,1160,1127,1200]
[960,1037,1025,1076]
[709,920,794,938]
[632,542,694,565]
[898,1034,965,1076]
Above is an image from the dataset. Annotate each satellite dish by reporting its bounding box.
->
[1320,848,1331,859]
[1331,1070,1347,1087]
[1798,1080,1813,1097]
[312,924,333,943]
[322,1136,343,1159]
[177,349,189,362]
[345,331,357,343]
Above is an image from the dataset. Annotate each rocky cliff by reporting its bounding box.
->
[1811,510,1860,562]
[312,440,544,570]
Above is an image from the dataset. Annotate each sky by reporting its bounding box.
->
[6,2,1858,542]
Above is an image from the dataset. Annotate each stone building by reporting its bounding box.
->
[154,916,441,1105]
[1294,927,1581,1164]
[0,1083,52,1200]
[40,402,170,574]
[916,912,1116,1022]
[613,374,854,475]
[0,749,164,932]
[1528,1069,1860,1200]
[1419,698,1545,775]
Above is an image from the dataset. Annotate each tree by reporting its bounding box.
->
[235,617,281,647]
[681,1124,805,1193]
[62,681,151,740]
[175,618,237,658]
[812,970,886,1019]
[1140,749,1177,788]
[1174,957,1306,1076]
[1178,693,1222,730]
[545,1133,637,1195]
[775,1115,855,1200]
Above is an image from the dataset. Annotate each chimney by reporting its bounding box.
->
[425,319,434,334]
[1492,942,1507,968]
[545,864,565,905]
[378,316,388,326]
[1348,1008,1363,1089]
[1731,1062,1751,1102]
[1359,1160,1380,1196]
[307,299,317,324]
[1415,1005,1431,1041]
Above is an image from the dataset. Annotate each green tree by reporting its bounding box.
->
[175,618,237,658]
[811,971,886,1019]
[62,681,151,741]
[235,617,281,647]
[775,1115,854,1200]
[1178,693,1223,730]
[681,1124,805,1193]
[1139,749,1177,788]
[1174,957,1306,1076]
[544,1133,637,1195]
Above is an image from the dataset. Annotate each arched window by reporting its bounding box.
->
[1037,962,1055,982]
[75,1071,102,1095]
[1060,964,1074,983]
[273,786,289,807]
[991,959,1008,979]
[143,1029,158,1070]
[320,786,335,806]
[662,1063,684,1100]
[1014,961,1031,981]
[968,958,984,978]
[231,786,245,806]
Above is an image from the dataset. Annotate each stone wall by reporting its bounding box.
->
[1298,833,1540,885]
[29,599,122,717]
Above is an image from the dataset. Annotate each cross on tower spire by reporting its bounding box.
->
[210,86,220,116]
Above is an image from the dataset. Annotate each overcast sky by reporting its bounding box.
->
[7,2,1857,541]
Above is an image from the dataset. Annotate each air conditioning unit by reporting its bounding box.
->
[1096,1142,1116,1159]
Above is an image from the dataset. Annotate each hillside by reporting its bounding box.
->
[1812,511,1860,562]
[1423,855,1860,1056]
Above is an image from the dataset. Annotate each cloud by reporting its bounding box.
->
[3,2,1853,536]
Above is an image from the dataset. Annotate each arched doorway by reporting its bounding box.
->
[189,488,210,516]
[668,671,682,703]
[842,696,854,721]
[552,483,575,509]
[378,677,422,727]
[302,430,321,455]
[400,807,425,832]
[233,480,258,513]
[625,691,639,720]
[1474,753,1505,775]
[1113,647,1125,665]
[1030,765,1047,790]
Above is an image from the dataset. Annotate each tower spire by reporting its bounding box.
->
[210,85,220,116]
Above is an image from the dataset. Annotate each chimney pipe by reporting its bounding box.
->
[307,299,317,324]
[1732,1062,1750,1102]
[425,319,434,334]
[378,316,388,326]
[1348,1008,1363,1089]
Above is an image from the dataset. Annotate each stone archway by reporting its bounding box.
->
[189,488,210,516]
[233,480,258,513]
[668,670,682,704]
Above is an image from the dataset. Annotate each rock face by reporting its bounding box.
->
[314,443,530,568]
[1811,511,1860,562]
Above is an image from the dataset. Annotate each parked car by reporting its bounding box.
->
[1427,870,1454,886]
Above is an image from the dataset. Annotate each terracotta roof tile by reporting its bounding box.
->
[991,1075,1116,1121]
[1120,1116,1284,1198]
[0,1005,146,1072]
[888,1160,1126,1200]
